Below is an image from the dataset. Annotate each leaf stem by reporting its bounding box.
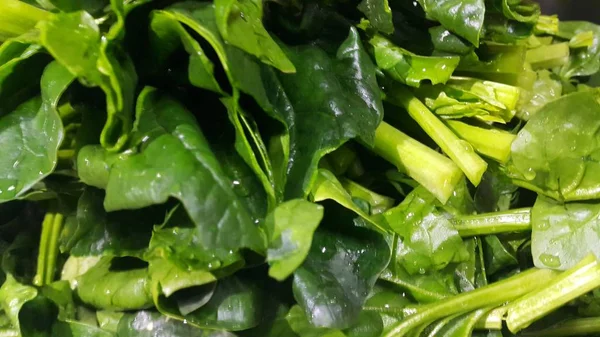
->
[383,268,558,337]
[386,86,488,186]
[506,254,600,333]
[33,213,54,286]
[453,208,531,237]
[445,120,516,164]
[45,213,64,284]
[520,317,600,337]
[371,121,463,204]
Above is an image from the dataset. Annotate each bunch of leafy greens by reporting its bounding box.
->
[1,0,600,336]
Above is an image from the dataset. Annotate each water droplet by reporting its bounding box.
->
[535,220,550,231]
[321,247,327,253]
[524,167,537,180]
[418,268,426,274]
[539,253,561,268]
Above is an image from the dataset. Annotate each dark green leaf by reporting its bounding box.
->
[507,91,600,201]
[103,87,265,259]
[486,0,540,23]
[429,26,473,55]
[214,0,295,73]
[292,227,390,329]
[116,311,218,337]
[357,0,394,34]
[383,186,470,274]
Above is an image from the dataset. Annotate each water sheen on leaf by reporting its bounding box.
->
[417,0,485,46]
[292,226,390,329]
[508,91,600,201]
[103,87,265,259]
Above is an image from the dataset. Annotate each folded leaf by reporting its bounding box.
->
[417,0,485,46]
[357,0,394,34]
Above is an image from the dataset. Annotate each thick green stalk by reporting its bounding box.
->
[535,15,559,35]
[453,208,531,237]
[341,178,395,215]
[474,306,507,330]
[446,120,516,164]
[0,0,50,42]
[383,268,558,337]
[386,86,488,186]
[506,254,600,333]
[372,121,463,204]
[520,317,600,337]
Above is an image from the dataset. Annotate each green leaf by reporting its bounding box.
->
[418,0,485,45]
[517,70,562,121]
[292,227,390,329]
[429,26,473,55]
[155,275,264,331]
[357,0,394,34]
[51,321,115,337]
[38,11,137,151]
[265,199,323,281]
[148,257,217,299]
[0,39,48,116]
[531,197,600,270]
[59,187,162,257]
[0,61,75,202]
[103,87,265,259]
[369,35,460,88]
[558,21,600,79]
[116,311,216,337]
[0,274,37,334]
[474,161,518,213]
[77,145,132,190]
[486,0,540,23]
[507,91,600,201]
[310,169,388,233]
[75,257,153,310]
[214,0,295,73]
[277,27,384,198]
[383,186,470,274]
[286,305,383,337]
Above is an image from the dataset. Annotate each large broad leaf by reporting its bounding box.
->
[265,199,323,281]
[38,10,137,151]
[103,87,265,259]
[417,0,485,46]
[278,28,384,198]
[0,61,75,202]
[59,187,163,257]
[357,0,394,34]
[292,226,390,329]
[383,186,470,275]
[369,35,460,88]
[148,5,279,206]
[557,21,600,79]
[507,91,600,201]
[75,257,153,311]
[213,0,295,73]
[531,197,600,270]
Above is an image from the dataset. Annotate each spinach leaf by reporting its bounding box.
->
[558,21,600,79]
[286,305,383,337]
[357,0,394,34]
[265,199,324,281]
[417,0,486,46]
[103,87,265,258]
[0,40,48,117]
[508,91,600,201]
[155,275,264,331]
[383,186,470,274]
[0,274,37,334]
[60,187,161,257]
[38,10,137,151]
[369,35,460,87]
[116,311,217,337]
[0,61,75,202]
[379,261,456,303]
[292,227,390,329]
[277,27,384,198]
[486,0,540,23]
[214,0,295,73]
[517,70,562,121]
[531,196,600,270]
[429,26,473,55]
[75,257,153,310]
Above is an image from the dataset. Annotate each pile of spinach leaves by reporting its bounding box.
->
[1,0,600,336]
